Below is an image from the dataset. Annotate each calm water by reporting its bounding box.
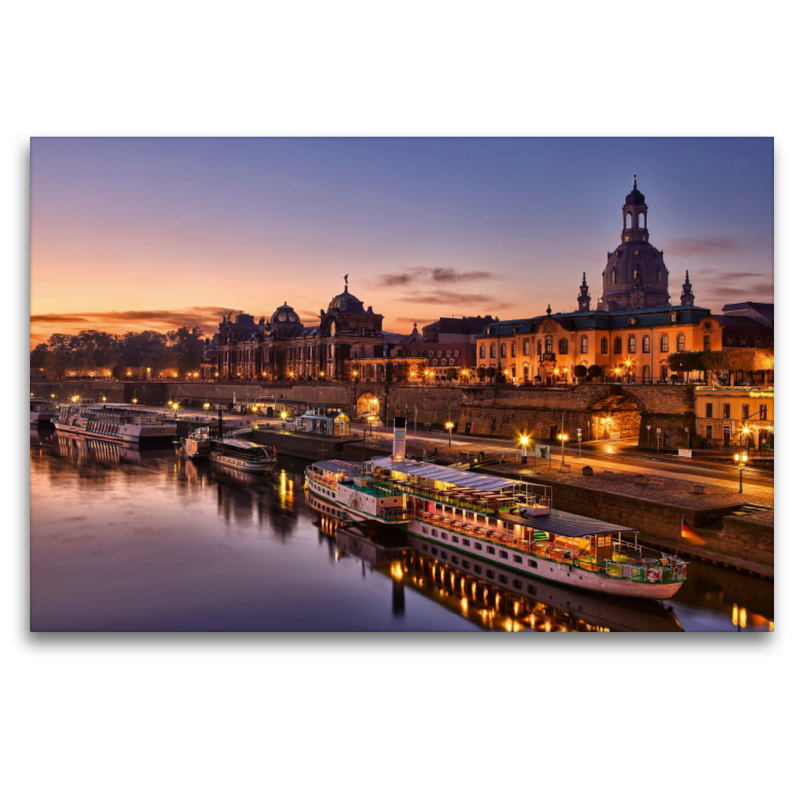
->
[30,429,774,632]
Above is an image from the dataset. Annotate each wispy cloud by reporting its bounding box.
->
[663,237,739,257]
[376,267,494,288]
[397,291,512,308]
[30,306,234,333]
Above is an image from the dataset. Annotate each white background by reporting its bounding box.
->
[4,2,794,798]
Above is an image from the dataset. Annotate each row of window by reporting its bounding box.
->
[479,332,696,360]
[726,335,772,347]
[713,403,769,420]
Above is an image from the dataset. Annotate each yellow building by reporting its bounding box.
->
[693,386,774,449]
[476,305,723,385]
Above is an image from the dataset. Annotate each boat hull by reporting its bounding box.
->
[209,452,276,474]
[30,412,56,426]
[53,421,177,444]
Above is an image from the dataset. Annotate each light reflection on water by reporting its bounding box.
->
[30,429,773,632]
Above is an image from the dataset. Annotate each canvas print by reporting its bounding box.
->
[30,137,774,632]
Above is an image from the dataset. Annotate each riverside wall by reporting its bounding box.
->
[31,380,696,447]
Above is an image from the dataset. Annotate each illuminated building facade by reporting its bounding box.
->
[693,386,773,449]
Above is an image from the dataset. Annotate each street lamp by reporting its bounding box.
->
[281,410,288,429]
[204,402,211,418]
[557,433,569,464]
[520,434,530,465]
[445,421,454,447]
[734,451,748,493]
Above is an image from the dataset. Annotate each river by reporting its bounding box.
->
[30,429,774,632]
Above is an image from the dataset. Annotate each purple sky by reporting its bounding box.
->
[30,137,773,345]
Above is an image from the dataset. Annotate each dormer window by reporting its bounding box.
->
[670,312,677,323]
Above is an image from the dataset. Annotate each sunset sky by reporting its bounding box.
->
[30,137,773,348]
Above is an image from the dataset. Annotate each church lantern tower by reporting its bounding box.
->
[597,176,671,311]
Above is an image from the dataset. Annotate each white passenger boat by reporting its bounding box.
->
[181,427,277,474]
[30,397,57,426]
[54,403,177,445]
[304,418,687,600]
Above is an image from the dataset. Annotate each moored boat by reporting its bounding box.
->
[54,403,177,445]
[30,397,57,426]
[181,427,277,474]
[304,417,688,600]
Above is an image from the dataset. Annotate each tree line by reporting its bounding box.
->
[667,348,774,384]
[30,328,206,380]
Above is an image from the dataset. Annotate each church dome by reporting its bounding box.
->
[271,302,301,326]
[626,183,645,206]
[328,288,365,313]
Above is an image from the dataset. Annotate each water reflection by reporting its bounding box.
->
[30,431,773,632]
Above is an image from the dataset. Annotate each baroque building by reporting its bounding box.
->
[209,279,425,382]
[477,179,724,384]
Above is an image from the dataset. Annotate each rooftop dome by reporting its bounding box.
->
[626,176,645,206]
[271,302,300,325]
[328,288,365,313]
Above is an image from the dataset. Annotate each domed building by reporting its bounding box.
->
[476,177,723,386]
[216,279,408,381]
[597,177,673,311]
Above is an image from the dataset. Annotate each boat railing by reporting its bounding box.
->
[369,476,517,514]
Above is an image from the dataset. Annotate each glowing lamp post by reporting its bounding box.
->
[281,410,288,430]
[445,421,454,447]
[204,402,210,418]
[734,451,748,494]
[557,433,569,465]
[520,434,530,465]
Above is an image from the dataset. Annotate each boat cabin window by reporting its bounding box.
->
[477,515,486,525]
[474,543,482,551]
[486,570,495,579]
[500,551,509,559]
[455,509,464,518]
[435,504,443,512]
[486,546,495,555]
[466,512,474,522]
[452,536,459,543]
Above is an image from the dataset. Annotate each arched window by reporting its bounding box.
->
[656,269,662,282]
[638,212,645,229]
[511,365,516,378]
[661,364,669,380]
[537,340,542,355]
[704,335,711,351]
[490,344,496,358]
[611,269,617,284]
[628,335,636,353]
[580,335,588,354]
[600,337,608,354]
[613,337,622,354]
[727,335,735,346]
[545,340,553,354]
[643,335,650,353]
[511,342,516,357]
[660,335,669,353]
[479,345,485,359]
[740,336,747,347]
[625,213,632,229]
[523,340,530,355]
[677,334,686,352]
[755,336,762,347]
[558,338,568,355]
[500,343,507,358]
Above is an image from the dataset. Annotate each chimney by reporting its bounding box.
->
[392,416,407,461]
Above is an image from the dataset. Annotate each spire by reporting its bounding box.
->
[546,303,552,316]
[680,270,695,307]
[577,272,591,312]
[633,173,637,189]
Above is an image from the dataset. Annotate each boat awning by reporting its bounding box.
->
[370,456,519,493]
[500,508,637,538]
[312,460,361,478]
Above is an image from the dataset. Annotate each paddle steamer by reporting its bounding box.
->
[54,403,177,445]
[30,397,57,426]
[305,418,687,599]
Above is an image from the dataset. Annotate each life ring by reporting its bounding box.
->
[647,568,662,583]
